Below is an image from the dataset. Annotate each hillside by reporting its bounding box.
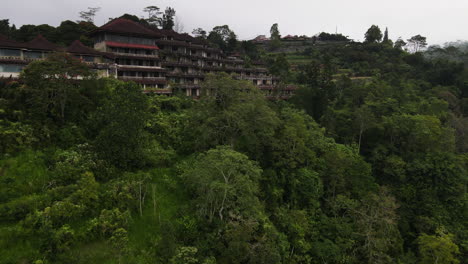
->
[0,14,467,264]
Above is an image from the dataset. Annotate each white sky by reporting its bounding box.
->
[2,0,468,45]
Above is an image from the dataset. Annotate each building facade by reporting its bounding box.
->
[0,18,296,98]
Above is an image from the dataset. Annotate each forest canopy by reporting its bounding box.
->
[0,15,467,264]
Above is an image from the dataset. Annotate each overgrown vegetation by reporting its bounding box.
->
[0,16,467,264]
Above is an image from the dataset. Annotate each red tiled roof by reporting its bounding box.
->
[153,29,199,43]
[156,29,180,39]
[106,41,159,50]
[176,33,195,42]
[92,18,162,38]
[67,40,115,59]
[26,35,62,51]
[191,37,209,45]
[67,40,103,56]
[0,34,26,49]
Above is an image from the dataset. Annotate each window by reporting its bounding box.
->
[82,56,95,62]
[24,51,42,59]
[0,64,23,72]
[0,49,21,57]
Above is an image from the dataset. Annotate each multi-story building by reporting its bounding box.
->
[0,34,113,79]
[90,18,170,94]
[0,18,296,98]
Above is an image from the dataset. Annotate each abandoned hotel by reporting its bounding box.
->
[0,18,296,98]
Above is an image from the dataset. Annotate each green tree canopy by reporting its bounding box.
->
[365,25,383,43]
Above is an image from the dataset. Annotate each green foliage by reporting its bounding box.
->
[407,35,428,53]
[207,25,238,53]
[365,25,383,43]
[162,7,176,30]
[180,146,262,223]
[21,52,95,124]
[418,228,460,264]
[186,73,279,159]
[269,23,281,51]
[90,81,153,169]
[318,32,350,42]
[1,17,468,263]
[170,246,199,264]
[364,25,382,43]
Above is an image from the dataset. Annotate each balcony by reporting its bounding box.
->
[118,76,167,85]
[238,76,272,81]
[162,61,200,68]
[166,72,205,78]
[117,65,167,73]
[0,56,32,64]
[113,52,158,58]
[143,88,172,95]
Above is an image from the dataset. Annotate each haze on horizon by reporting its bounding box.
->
[1,0,467,45]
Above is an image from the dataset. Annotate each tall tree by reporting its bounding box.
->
[394,37,406,50]
[407,34,427,52]
[181,146,262,223]
[91,81,152,169]
[78,7,101,23]
[143,6,163,26]
[417,228,460,264]
[269,23,281,50]
[192,28,207,39]
[186,73,279,157]
[270,23,280,40]
[226,31,238,53]
[383,27,389,42]
[162,7,176,30]
[20,52,94,123]
[0,19,14,37]
[207,25,237,52]
[364,25,383,43]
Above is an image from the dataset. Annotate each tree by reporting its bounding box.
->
[267,53,290,80]
[364,25,383,43]
[352,187,402,264]
[354,105,376,153]
[226,31,238,53]
[79,7,101,23]
[270,23,280,40]
[192,28,207,39]
[181,146,262,223]
[91,81,152,169]
[292,60,337,121]
[20,52,94,123]
[170,247,199,264]
[382,27,392,44]
[0,19,15,37]
[394,37,406,50]
[407,34,427,53]
[187,73,279,158]
[240,41,260,60]
[162,7,176,30]
[207,25,236,52]
[55,20,96,46]
[269,23,282,50]
[143,6,163,26]
[418,228,460,264]
[14,24,57,42]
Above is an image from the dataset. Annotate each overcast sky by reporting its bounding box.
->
[2,0,467,45]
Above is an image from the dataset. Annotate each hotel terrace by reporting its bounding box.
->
[0,18,296,98]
